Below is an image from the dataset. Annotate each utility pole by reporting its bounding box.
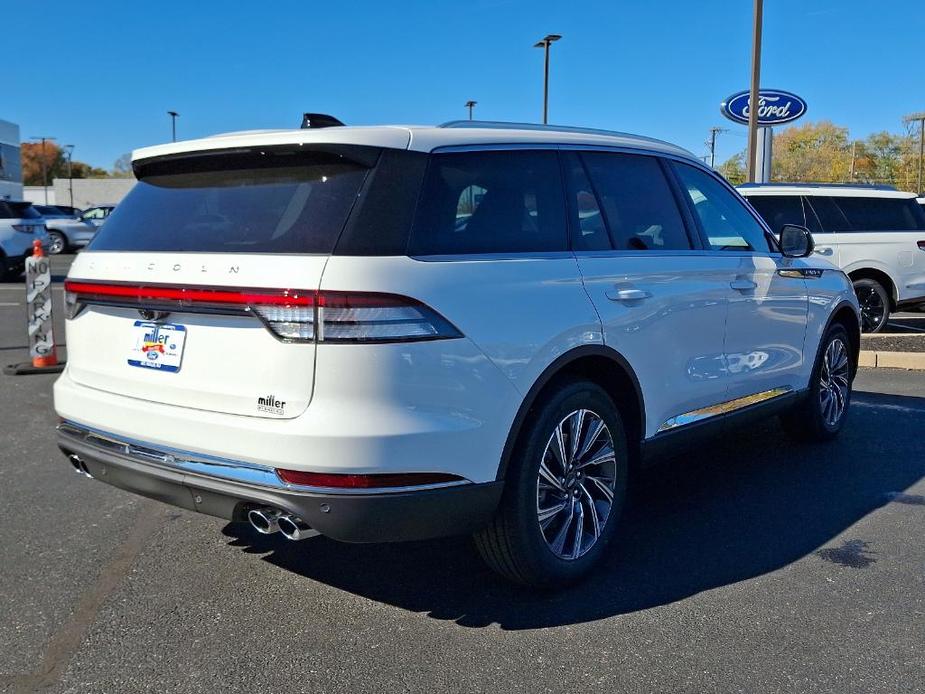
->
[167,111,179,142]
[64,145,75,208]
[905,112,925,195]
[465,100,477,120]
[533,34,562,124]
[849,141,857,181]
[707,127,727,168]
[745,0,763,182]
[29,136,56,205]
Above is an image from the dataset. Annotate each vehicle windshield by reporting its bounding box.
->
[89,148,374,254]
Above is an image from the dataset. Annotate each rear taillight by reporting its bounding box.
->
[62,281,462,343]
[275,468,465,489]
[917,241,925,251]
[12,224,38,234]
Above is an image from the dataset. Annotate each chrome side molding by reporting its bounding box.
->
[657,386,793,433]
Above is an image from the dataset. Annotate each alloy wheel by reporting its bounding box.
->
[48,233,65,255]
[856,286,885,332]
[819,338,850,427]
[536,409,617,560]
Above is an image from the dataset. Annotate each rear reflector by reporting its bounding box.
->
[275,469,466,489]
[63,281,462,343]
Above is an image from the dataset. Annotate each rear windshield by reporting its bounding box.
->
[89,149,373,254]
[0,202,41,220]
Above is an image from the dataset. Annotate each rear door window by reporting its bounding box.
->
[578,152,691,251]
[410,150,567,255]
[745,195,806,234]
[673,163,772,252]
[830,196,925,232]
[805,196,851,232]
[89,148,374,254]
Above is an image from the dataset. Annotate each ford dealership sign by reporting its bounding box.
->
[721,89,807,126]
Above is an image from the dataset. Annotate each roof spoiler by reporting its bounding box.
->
[301,113,345,129]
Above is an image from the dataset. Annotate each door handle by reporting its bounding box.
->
[730,279,758,292]
[606,288,652,302]
[815,247,834,256]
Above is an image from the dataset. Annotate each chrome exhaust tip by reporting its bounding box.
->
[68,454,92,478]
[247,508,283,535]
[277,514,318,541]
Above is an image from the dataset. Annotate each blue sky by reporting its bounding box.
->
[7,0,923,169]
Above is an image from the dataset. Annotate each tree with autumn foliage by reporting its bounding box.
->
[719,120,923,193]
[20,141,109,185]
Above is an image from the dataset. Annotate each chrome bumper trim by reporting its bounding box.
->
[57,421,470,496]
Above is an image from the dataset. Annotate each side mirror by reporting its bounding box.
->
[779,224,815,258]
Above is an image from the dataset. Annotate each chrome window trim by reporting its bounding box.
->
[58,421,471,496]
[656,386,794,433]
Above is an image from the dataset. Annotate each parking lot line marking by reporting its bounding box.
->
[0,302,20,306]
[852,398,925,415]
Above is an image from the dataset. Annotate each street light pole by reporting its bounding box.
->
[745,0,763,183]
[29,136,57,205]
[167,111,179,142]
[533,34,562,124]
[905,112,925,195]
[465,100,477,120]
[64,145,75,208]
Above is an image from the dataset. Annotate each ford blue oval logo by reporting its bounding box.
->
[721,89,807,126]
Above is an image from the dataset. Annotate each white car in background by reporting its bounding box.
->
[0,200,48,280]
[44,204,115,255]
[56,120,860,586]
[739,184,925,332]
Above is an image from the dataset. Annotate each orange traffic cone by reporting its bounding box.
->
[2,239,65,375]
[30,240,59,369]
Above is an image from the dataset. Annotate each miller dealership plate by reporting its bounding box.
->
[127,321,187,373]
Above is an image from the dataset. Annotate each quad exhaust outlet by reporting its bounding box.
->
[247,507,318,541]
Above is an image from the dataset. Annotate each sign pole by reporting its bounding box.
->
[745,0,763,183]
[3,240,66,375]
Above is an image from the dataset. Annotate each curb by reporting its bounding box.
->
[858,351,925,370]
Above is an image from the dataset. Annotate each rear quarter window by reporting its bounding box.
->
[0,202,41,220]
[409,150,567,255]
[831,196,925,232]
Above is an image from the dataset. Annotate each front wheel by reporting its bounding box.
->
[780,324,853,442]
[47,231,68,255]
[475,381,629,587]
[853,278,889,333]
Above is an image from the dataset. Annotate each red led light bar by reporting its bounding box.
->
[64,280,314,306]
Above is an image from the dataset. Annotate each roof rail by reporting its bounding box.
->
[738,182,898,191]
[438,119,674,146]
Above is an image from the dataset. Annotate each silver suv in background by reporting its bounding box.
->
[45,204,115,255]
[0,200,47,280]
[739,184,925,332]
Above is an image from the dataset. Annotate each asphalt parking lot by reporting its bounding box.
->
[0,256,923,693]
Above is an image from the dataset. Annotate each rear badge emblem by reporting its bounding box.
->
[257,394,286,416]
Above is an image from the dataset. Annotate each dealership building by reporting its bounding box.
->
[0,119,23,200]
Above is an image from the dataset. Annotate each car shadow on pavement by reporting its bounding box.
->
[222,392,925,630]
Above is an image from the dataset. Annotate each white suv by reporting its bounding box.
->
[739,184,925,332]
[55,121,860,586]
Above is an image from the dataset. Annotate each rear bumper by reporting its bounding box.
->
[57,423,503,543]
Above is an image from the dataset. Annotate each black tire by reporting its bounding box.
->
[780,324,853,442]
[47,230,68,255]
[853,278,890,333]
[0,257,9,282]
[475,380,629,587]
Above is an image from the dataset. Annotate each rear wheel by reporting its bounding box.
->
[475,381,629,587]
[853,278,889,333]
[780,324,853,442]
[47,230,68,255]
